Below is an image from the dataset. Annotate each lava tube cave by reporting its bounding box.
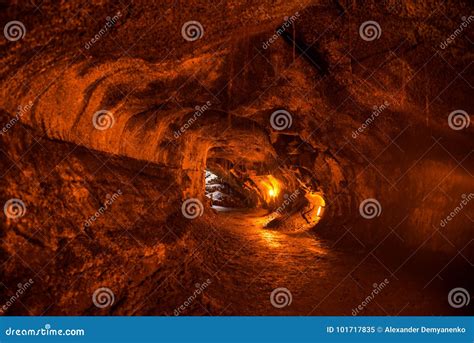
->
[0,0,473,317]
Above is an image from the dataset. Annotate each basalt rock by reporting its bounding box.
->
[0,0,473,315]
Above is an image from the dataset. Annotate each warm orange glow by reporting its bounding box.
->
[253,175,281,202]
[305,192,326,222]
[259,230,281,248]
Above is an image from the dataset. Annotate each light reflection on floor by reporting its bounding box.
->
[259,230,282,248]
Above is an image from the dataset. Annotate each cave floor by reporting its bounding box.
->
[154,209,461,316]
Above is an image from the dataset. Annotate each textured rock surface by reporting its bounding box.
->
[0,0,473,315]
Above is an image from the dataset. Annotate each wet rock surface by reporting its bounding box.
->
[0,0,473,315]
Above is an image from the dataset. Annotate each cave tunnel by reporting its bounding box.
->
[0,0,473,317]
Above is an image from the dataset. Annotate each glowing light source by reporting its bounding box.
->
[253,175,281,202]
[305,192,325,222]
